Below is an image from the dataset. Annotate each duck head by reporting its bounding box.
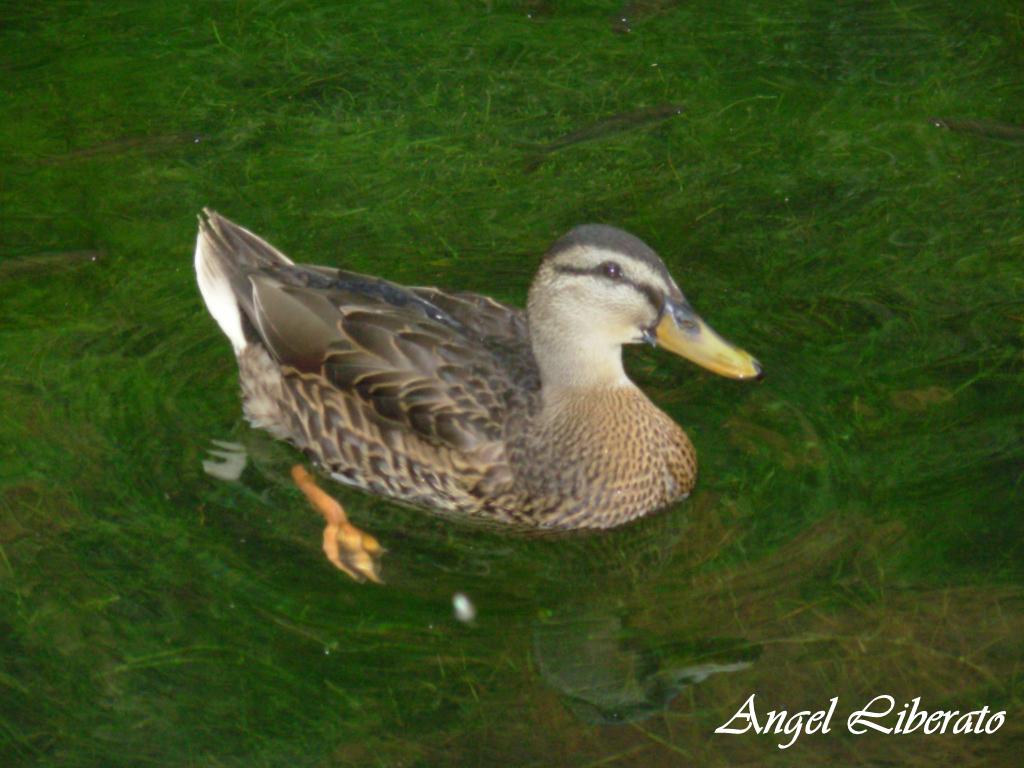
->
[527,224,762,390]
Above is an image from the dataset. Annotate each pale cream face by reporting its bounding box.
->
[530,243,678,349]
[527,229,761,390]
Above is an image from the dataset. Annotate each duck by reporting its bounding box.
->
[194,210,761,582]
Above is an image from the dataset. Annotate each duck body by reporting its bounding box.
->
[195,211,758,532]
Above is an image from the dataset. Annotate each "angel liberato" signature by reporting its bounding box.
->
[714,694,1006,750]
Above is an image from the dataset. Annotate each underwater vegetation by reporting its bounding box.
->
[1,0,1022,766]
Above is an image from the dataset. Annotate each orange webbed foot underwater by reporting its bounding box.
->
[291,465,385,584]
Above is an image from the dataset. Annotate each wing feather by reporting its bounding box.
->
[247,263,536,454]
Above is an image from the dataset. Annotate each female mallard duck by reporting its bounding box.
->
[195,210,761,581]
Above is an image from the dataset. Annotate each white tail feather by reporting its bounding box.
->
[194,228,247,354]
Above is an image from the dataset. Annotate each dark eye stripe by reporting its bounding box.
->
[553,264,662,313]
[633,282,662,313]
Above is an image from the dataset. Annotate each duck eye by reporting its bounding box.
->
[600,261,622,280]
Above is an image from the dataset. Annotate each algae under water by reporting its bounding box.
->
[1,1,1022,766]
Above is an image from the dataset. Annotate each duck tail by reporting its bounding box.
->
[194,208,294,354]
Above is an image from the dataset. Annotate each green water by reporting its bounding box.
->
[2,1,1022,765]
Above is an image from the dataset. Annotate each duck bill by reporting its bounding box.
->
[654,300,762,380]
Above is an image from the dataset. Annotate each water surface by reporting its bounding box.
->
[1,1,1022,766]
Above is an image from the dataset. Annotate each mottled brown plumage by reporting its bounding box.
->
[195,210,760,536]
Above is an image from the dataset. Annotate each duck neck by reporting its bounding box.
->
[528,321,633,393]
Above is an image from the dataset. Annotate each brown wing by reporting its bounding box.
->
[247,264,537,453]
[408,286,530,342]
